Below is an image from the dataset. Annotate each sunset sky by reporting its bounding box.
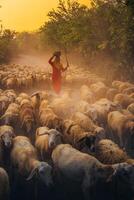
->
[0,0,90,32]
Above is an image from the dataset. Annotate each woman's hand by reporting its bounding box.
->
[53,51,61,57]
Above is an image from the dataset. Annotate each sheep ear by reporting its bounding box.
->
[2,102,6,110]
[77,137,86,143]
[26,167,38,181]
[65,123,74,135]
[38,131,50,136]
[31,91,40,98]
[20,120,24,129]
[0,134,4,139]
[0,114,6,120]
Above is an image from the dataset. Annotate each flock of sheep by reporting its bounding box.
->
[0,64,134,200]
[0,64,104,89]
[0,64,50,89]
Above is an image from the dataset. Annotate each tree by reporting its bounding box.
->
[0,29,17,63]
[40,0,89,52]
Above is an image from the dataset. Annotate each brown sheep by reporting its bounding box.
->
[123,87,134,95]
[19,98,36,138]
[75,100,90,113]
[129,93,134,98]
[31,93,41,111]
[127,103,134,115]
[112,81,133,92]
[95,139,128,164]
[39,91,52,101]
[52,144,134,200]
[94,98,120,110]
[4,90,17,103]
[62,119,98,154]
[20,106,35,136]
[39,107,63,132]
[30,91,51,112]
[106,88,118,101]
[0,103,19,126]
[31,91,51,102]
[114,93,134,108]
[35,126,63,160]
[84,99,120,127]
[15,96,23,105]
[19,93,31,100]
[63,119,88,142]
[0,95,11,115]
[11,136,53,187]
[4,103,19,114]
[121,109,134,118]
[80,85,95,104]
[52,144,113,200]
[0,167,10,200]
[108,111,134,153]
[95,98,119,108]
[90,82,108,100]
[71,112,105,137]
[112,80,123,89]
[72,112,96,132]
[0,125,15,167]
[0,125,15,148]
[75,100,98,122]
[88,105,105,124]
[118,82,133,92]
[51,94,74,119]
[20,98,33,108]
[39,100,49,116]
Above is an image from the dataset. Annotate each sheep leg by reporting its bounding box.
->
[10,169,20,199]
[41,150,45,161]
[33,180,38,200]
[82,178,92,200]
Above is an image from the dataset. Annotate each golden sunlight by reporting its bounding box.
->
[0,0,90,32]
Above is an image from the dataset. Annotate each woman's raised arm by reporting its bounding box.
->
[48,55,55,65]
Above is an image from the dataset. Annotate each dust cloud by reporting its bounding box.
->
[10,54,51,72]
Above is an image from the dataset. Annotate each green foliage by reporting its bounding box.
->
[40,0,89,51]
[0,29,16,64]
[0,29,43,64]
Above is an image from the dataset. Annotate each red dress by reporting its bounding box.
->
[49,61,62,94]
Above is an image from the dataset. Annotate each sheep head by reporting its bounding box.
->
[21,118,34,133]
[77,133,96,153]
[27,162,53,188]
[48,129,63,149]
[111,163,134,194]
[1,131,15,148]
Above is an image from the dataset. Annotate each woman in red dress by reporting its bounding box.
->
[48,51,68,94]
